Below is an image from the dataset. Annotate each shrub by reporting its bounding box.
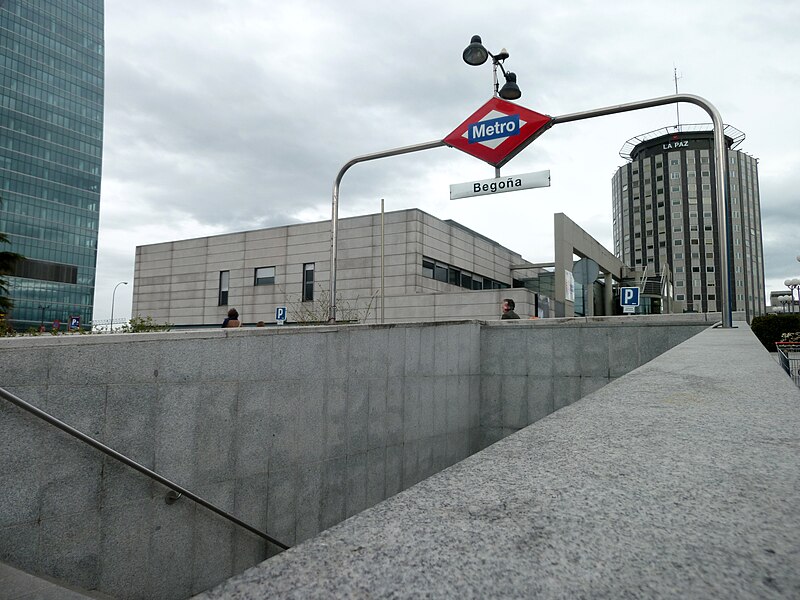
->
[750,314,800,351]
[120,315,172,333]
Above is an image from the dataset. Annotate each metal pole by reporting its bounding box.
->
[110,281,127,332]
[380,198,385,324]
[552,93,733,328]
[329,139,445,322]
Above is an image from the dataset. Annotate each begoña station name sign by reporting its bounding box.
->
[450,170,550,200]
[444,97,554,198]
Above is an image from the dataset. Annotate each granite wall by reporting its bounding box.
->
[0,315,715,599]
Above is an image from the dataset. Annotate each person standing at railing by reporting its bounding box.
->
[221,308,242,328]
[501,298,520,320]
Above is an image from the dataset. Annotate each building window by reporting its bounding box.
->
[449,268,461,286]
[676,294,685,301]
[254,266,275,286]
[421,256,509,290]
[219,271,230,306]
[422,258,434,278]
[302,263,315,301]
[432,261,447,282]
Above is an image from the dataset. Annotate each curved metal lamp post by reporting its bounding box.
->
[110,281,128,332]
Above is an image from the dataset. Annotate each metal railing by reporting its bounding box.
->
[776,343,800,388]
[0,386,289,551]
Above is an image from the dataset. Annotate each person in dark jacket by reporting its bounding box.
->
[221,308,241,328]
[501,298,520,319]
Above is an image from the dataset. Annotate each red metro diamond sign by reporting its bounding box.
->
[444,97,553,168]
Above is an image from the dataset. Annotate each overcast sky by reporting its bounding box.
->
[94,0,800,321]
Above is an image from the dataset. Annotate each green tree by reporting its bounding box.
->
[0,198,23,316]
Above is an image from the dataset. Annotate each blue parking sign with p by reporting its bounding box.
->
[276,306,287,322]
[620,287,640,307]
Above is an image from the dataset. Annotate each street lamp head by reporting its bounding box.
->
[462,35,489,66]
[494,48,510,62]
[499,71,522,100]
[784,279,791,286]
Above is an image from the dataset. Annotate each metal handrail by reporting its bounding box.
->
[0,386,289,551]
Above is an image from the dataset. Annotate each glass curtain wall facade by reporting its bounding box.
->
[612,125,765,319]
[0,0,104,330]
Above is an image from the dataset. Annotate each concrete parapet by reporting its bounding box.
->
[0,316,715,599]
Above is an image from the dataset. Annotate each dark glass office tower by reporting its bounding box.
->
[0,0,104,330]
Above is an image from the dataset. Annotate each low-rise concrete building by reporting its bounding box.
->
[131,209,637,327]
[132,209,548,326]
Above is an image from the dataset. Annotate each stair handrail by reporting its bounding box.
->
[0,386,289,551]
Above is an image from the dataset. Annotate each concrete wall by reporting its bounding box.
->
[0,315,715,599]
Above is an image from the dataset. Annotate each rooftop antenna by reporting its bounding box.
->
[673,65,682,129]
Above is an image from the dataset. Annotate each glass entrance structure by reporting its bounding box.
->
[0,0,104,330]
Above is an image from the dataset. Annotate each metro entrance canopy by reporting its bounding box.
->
[328,93,735,329]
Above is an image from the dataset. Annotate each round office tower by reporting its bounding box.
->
[611,124,765,319]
